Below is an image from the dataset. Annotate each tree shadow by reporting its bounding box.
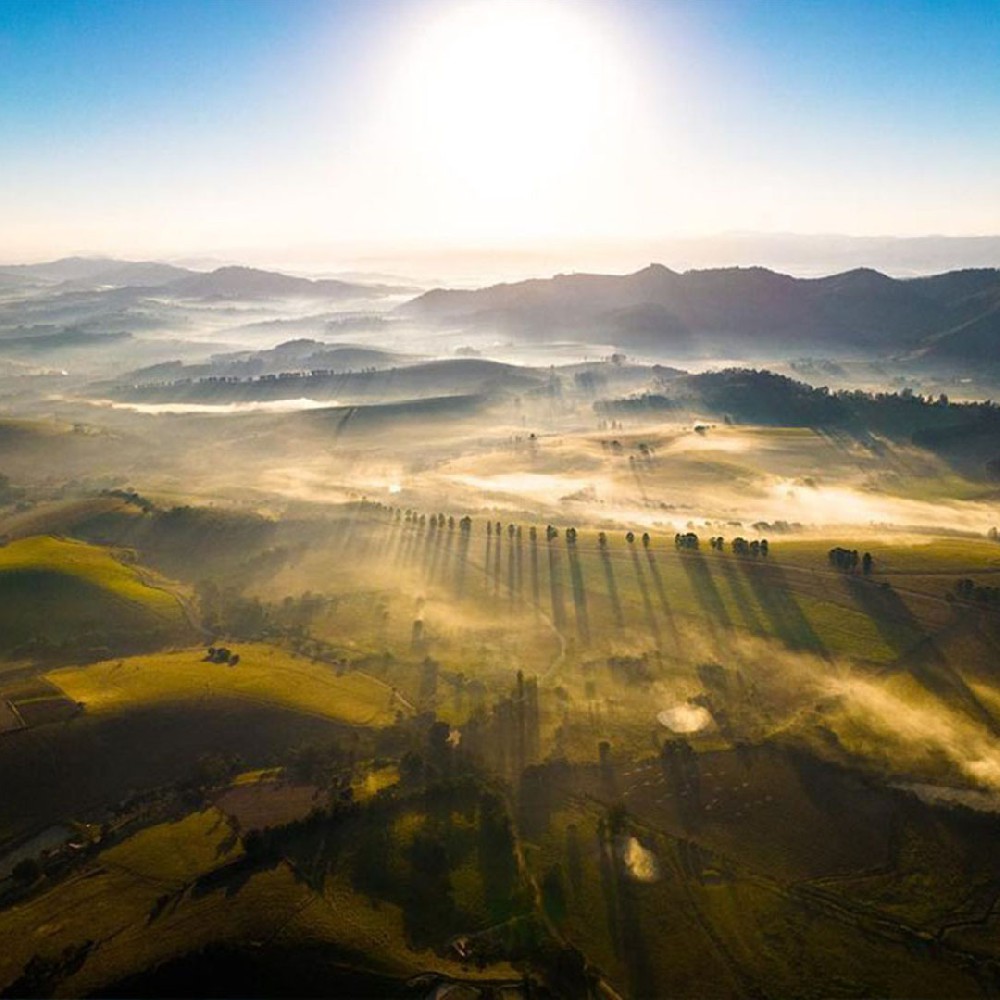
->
[679,551,732,634]
[737,560,824,653]
[645,549,679,647]
[566,542,591,645]
[395,520,417,567]
[848,576,1000,734]
[530,533,541,615]
[484,530,493,598]
[596,822,623,961]
[547,537,568,631]
[844,574,926,658]
[493,528,503,597]
[454,525,471,599]
[714,555,766,635]
[600,548,625,628]
[425,521,446,582]
[629,546,660,642]
[507,531,517,609]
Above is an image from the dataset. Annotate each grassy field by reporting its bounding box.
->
[0,797,520,997]
[0,534,191,656]
[0,808,306,997]
[520,756,994,999]
[47,643,403,727]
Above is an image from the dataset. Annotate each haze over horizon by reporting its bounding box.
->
[2,0,1000,270]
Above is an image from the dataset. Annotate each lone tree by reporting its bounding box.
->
[862,552,873,575]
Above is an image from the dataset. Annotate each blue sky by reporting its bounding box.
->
[1,0,998,259]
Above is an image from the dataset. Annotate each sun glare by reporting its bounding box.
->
[370,0,647,240]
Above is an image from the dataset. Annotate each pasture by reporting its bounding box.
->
[0,535,191,657]
[47,643,403,727]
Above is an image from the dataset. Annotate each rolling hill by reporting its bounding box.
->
[0,535,193,657]
[162,265,410,301]
[399,263,1000,361]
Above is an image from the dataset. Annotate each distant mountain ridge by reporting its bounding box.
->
[0,258,412,299]
[399,263,1000,363]
[164,265,410,300]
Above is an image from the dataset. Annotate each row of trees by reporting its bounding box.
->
[709,536,770,557]
[953,578,1000,606]
[828,547,873,575]
[395,506,780,560]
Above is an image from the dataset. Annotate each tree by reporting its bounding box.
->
[625,531,635,544]
[598,531,607,549]
[641,532,651,548]
[12,858,41,884]
[862,552,873,575]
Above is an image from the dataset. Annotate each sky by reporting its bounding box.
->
[1,0,999,263]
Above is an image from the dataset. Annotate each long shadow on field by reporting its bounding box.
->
[493,527,503,597]
[454,526,471,598]
[425,522,446,581]
[438,523,456,585]
[714,554,766,635]
[617,865,654,999]
[596,821,654,998]
[530,532,541,614]
[507,529,516,609]
[629,545,661,642]
[679,551,732,634]
[600,547,625,628]
[190,853,272,901]
[844,575,926,659]
[417,521,435,574]
[645,549,680,647]
[383,520,405,569]
[484,530,493,598]
[737,560,825,654]
[596,825,623,962]
[849,576,1000,735]
[547,537,568,631]
[515,529,524,603]
[566,541,591,645]
[393,522,412,567]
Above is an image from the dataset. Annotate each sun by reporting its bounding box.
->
[369,0,646,241]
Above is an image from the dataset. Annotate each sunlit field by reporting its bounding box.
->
[4,0,1000,993]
